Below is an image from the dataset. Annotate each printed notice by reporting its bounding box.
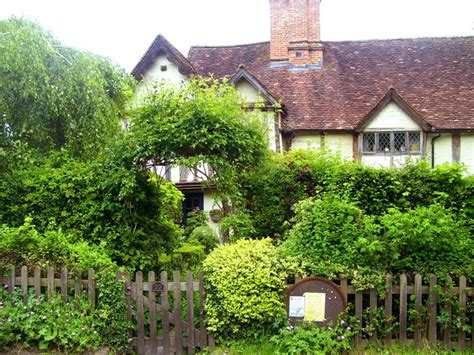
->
[289,296,305,317]
[303,292,326,322]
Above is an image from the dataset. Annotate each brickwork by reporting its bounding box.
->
[269,0,322,66]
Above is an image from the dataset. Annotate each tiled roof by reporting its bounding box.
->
[187,37,474,130]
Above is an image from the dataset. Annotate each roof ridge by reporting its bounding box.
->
[189,41,270,49]
[323,35,474,44]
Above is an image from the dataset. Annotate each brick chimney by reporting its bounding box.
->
[270,0,323,68]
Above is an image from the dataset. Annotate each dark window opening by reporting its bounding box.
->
[160,65,167,72]
[295,51,302,58]
[182,193,204,225]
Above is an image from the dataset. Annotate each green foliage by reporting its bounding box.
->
[0,290,101,352]
[0,18,134,158]
[203,239,290,341]
[270,321,356,354]
[0,275,131,352]
[128,79,269,213]
[281,194,382,281]
[129,78,267,172]
[220,211,257,242]
[282,194,474,285]
[241,151,473,238]
[0,152,183,271]
[95,272,133,352]
[184,210,208,237]
[379,205,473,276]
[189,226,219,253]
[0,218,115,271]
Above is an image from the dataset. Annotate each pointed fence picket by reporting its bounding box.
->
[1,266,472,353]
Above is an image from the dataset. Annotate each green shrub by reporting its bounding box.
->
[0,275,132,352]
[379,204,474,276]
[281,194,381,279]
[282,194,473,284]
[241,151,473,238]
[203,239,290,341]
[0,218,116,271]
[0,290,101,352]
[270,321,356,354]
[220,211,256,242]
[0,152,183,271]
[95,272,133,352]
[189,226,219,253]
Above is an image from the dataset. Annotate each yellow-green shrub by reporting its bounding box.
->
[203,239,289,341]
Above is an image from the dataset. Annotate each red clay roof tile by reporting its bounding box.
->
[187,37,474,130]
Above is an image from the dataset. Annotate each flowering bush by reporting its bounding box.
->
[0,274,131,352]
[0,289,101,352]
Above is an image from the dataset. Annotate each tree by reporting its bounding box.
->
[0,18,134,158]
[128,78,269,214]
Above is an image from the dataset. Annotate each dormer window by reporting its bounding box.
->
[362,131,421,154]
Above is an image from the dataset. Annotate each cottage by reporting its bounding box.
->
[131,0,474,213]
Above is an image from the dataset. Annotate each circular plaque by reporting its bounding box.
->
[285,276,346,326]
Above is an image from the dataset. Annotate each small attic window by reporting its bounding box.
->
[160,65,167,72]
[295,51,302,58]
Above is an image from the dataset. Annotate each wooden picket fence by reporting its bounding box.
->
[326,274,474,351]
[116,270,215,355]
[0,266,214,354]
[1,267,472,353]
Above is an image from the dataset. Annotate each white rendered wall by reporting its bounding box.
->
[143,55,187,83]
[365,102,420,131]
[235,79,261,103]
[134,55,188,100]
[324,134,353,160]
[460,133,474,174]
[235,79,279,152]
[291,133,322,150]
[431,134,452,166]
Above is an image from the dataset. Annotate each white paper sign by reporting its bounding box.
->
[289,296,305,317]
[303,292,326,322]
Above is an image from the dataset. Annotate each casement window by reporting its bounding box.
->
[362,131,421,154]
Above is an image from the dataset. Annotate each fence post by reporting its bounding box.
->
[8,266,15,295]
[458,276,466,351]
[136,271,145,354]
[399,274,407,346]
[173,271,183,355]
[186,271,195,354]
[87,269,95,306]
[198,271,206,347]
[34,267,41,297]
[74,270,82,300]
[61,267,68,304]
[340,278,348,304]
[443,276,452,349]
[355,290,363,345]
[384,274,393,345]
[148,271,157,355]
[47,267,54,299]
[428,274,437,347]
[414,274,422,348]
[161,271,170,354]
[369,287,377,341]
[21,266,28,303]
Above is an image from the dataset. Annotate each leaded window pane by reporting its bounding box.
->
[377,132,390,152]
[408,132,421,152]
[363,133,375,152]
[394,132,406,152]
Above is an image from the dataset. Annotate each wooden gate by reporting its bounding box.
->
[118,270,214,355]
